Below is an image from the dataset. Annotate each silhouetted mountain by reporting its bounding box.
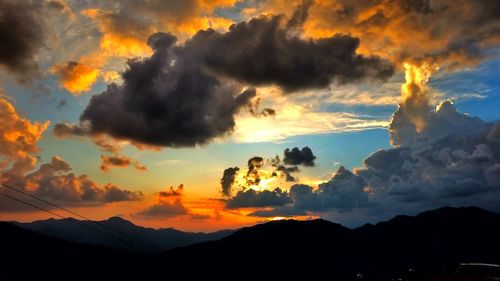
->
[13,216,233,253]
[158,206,500,280]
[2,207,500,280]
[0,222,140,280]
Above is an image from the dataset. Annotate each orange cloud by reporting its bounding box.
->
[81,8,154,58]
[177,16,234,35]
[80,0,238,58]
[133,185,189,219]
[199,0,238,11]
[101,71,121,83]
[51,60,100,94]
[253,0,500,69]
[1,155,143,208]
[100,154,148,172]
[0,97,49,160]
[62,2,236,94]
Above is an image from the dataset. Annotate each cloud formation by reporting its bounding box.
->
[246,156,265,186]
[0,97,49,160]
[100,154,147,172]
[283,146,316,166]
[134,184,203,219]
[58,32,257,147]
[226,187,291,209]
[224,64,500,219]
[134,199,187,219]
[0,155,143,211]
[219,148,316,198]
[51,61,100,94]
[49,0,236,93]
[159,184,184,198]
[220,167,239,197]
[275,165,299,182]
[246,166,373,216]
[55,3,396,148]
[357,98,499,209]
[188,13,395,91]
[285,0,500,68]
[80,0,236,57]
[0,1,48,82]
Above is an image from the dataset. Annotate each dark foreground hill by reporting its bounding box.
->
[0,222,141,280]
[13,216,233,253]
[2,206,500,280]
[158,206,500,280]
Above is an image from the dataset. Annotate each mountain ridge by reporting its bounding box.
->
[3,206,500,280]
[157,206,500,280]
[11,216,234,253]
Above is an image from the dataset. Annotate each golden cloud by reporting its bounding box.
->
[253,0,500,69]
[51,60,100,94]
[0,97,49,160]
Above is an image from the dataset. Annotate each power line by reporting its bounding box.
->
[0,191,67,219]
[0,190,152,252]
[0,190,137,249]
[0,184,159,252]
[0,182,158,252]
[2,183,96,220]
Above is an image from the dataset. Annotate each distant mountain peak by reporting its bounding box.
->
[105,216,131,223]
[101,216,137,229]
[11,215,235,253]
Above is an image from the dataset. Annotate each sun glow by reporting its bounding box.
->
[399,62,437,132]
[270,216,286,221]
[234,168,278,192]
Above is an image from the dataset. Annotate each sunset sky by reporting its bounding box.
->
[1,0,500,231]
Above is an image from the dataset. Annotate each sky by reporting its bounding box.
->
[1,0,500,231]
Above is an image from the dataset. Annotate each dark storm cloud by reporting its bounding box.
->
[357,101,500,206]
[247,156,265,173]
[226,188,292,209]
[225,165,372,214]
[246,156,265,186]
[220,167,239,197]
[269,155,300,182]
[275,165,299,182]
[285,0,314,30]
[247,166,373,216]
[188,14,395,92]
[55,3,396,148]
[72,32,256,147]
[283,147,316,166]
[0,0,48,82]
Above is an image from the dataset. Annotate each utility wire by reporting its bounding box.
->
[0,183,159,252]
[1,182,158,252]
[0,190,138,249]
[0,191,68,219]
